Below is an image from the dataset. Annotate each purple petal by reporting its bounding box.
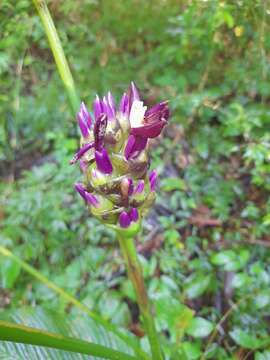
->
[127,82,140,113]
[134,180,145,194]
[95,148,113,174]
[70,142,95,164]
[107,91,116,118]
[130,81,140,102]
[93,95,104,120]
[149,170,158,192]
[145,101,169,121]
[94,114,107,150]
[74,182,87,198]
[102,96,115,120]
[124,135,135,160]
[131,119,167,138]
[77,102,93,138]
[119,92,129,117]
[84,192,99,208]
[119,211,131,228]
[129,208,139,222]
[124,135,147,160]
[74,183,99,207]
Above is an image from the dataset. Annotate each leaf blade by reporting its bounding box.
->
[0,320,137,360]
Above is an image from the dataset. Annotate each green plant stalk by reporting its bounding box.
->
[0,321,137,360]
[118,234,163,360]
[0,246,150,360]
[32,0,80,114]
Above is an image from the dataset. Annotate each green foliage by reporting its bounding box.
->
[0,307,136,359]
[1,0,270,359]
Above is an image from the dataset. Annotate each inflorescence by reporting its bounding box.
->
[71,82,169,230]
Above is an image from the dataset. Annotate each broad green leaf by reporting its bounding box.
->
[186,317,213,338]
[0,319,136,360]
[0,307,139,360]
[0,246,147,360]
[230,329,270,350]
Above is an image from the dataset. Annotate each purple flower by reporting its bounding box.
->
[134,180,145,194]
[128,81,140,110]
[70,142,95,164]
[129,208,139,222]
[72,82,169,229]
[124,134,147,160]
[77,102,93,138]
[119,211,131,228]
[95,148,113,174]
[74,183,99,207]
[119,92,129,117]
[119,207,139,228]
[93,95,104,120]
[130,101,169,139]
[106,91,116,120]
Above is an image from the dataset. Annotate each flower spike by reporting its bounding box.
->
[72,82,169,227]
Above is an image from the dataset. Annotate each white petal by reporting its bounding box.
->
[129,100,147,128]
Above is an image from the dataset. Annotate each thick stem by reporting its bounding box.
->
[32,0,80,114]
[118,235,163,360]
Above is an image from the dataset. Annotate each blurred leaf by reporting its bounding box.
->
[186,317,213,338]
[155,296,194,340]
[211,249,250,271]
[230,329,269,350]
[160,178,187,192]
[255,350,270,360]
[181,341,201,359]
[185,274,211,299]
[0,259,20,289]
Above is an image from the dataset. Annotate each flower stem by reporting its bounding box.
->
[118,234,163,360]
[32,0,80,115]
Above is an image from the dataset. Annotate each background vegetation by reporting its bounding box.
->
[1,0,270,359]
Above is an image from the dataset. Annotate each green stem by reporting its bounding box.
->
[118,234,163,360]
[32,0,80,114]
[0,321,137,360]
